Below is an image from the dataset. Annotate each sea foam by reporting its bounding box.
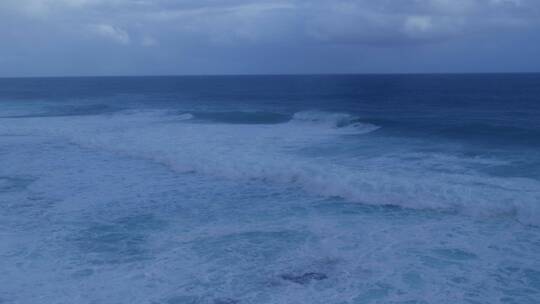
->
[1,109,539,225]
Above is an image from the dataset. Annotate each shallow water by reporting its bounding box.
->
[1,75,540,303]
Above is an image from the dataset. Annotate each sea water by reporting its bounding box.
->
[0,75,539,303]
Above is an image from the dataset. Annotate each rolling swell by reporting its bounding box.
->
[177,110,380,134]
[0,104,121,118]
[361,118,540,147]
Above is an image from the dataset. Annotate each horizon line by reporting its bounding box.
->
[1,71,540,79]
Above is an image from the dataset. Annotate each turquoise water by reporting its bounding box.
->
[1,75,540,303]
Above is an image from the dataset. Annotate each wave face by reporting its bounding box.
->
[181,111,291,124]
[1,75,540,303]
[177,110,380,133]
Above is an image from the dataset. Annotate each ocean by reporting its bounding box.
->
[1,74,539,303]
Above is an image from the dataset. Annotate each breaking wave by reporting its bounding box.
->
[1,109,539,225]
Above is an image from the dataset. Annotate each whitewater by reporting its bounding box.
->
[1,75,540,304]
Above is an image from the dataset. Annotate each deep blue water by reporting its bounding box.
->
[1,74,540,303]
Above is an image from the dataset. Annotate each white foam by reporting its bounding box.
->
[1,110,539,225]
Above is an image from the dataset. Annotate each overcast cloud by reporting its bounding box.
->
[1,0,539,76]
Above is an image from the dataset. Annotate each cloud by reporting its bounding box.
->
[89,24,130,45]
[0,0,92,17]
[0,0,539,75]
[300,0,539,45]
[141,36,158,47]
[1,0,538,46]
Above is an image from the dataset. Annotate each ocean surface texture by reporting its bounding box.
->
[1,75,540,304]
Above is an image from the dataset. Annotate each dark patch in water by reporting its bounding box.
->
[165,295,199,304]
[0,176,35,192]
[1,104,120,118]
[524,269,540,290]
[71,269,94,278]
[187,111,290,124]
[46,104,120,116]
[68,214,166,264]
[432,248,478,261]
[281,272,328,285]
[214,298,239,304]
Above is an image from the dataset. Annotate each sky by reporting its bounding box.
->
[1,0,540,76]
